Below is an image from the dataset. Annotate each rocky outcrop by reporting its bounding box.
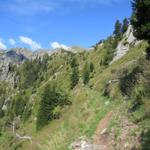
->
[8,48,32,60]
[0,46,85,85]
[0,48,47,85]
[32,50,50,59]
[15,133,32,143]
[0,48,28,85]
[111,25,140,64]
[67,46,85,53]
[0,53,15,85]
[69,136,106,150]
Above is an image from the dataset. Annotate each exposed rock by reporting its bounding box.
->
[68,46,85,53]
[2,105,7,111]
[9,48,32,59]
[100,128,107,135]
[51,46,85,56]
[0,48,46,85]
[0,50,23,86]
[6,49,28,61]
[111,25,141,64]
[16,133,32,143]
[108,80,119,84]
[124,142,130,149]
[0,45,85,84]
[70,136,106,150]
[32,49,51,59]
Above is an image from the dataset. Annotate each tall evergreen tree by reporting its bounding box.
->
[83,62,90,85]
[70,57,78,68]
[113,20,122,39]
[70,67,79,89]
[90,62,94,72]
[122,18,129,33]
[36,83,69,130]
[131,0,150,59]
[0,85,6,118]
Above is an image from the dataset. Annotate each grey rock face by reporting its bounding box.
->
[0,49,26,86]
[70,137,106,150]
[8,48,32,59]
[110,25,140,64]
[0,46,85,85]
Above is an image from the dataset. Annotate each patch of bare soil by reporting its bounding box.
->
[92,111,114,150]
[71,110,141,150]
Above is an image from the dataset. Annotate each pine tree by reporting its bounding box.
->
[90,62,94,72]
[113,20,122,39]
[0,85,6,118]
[13,94,27,117]
[131,0,150,40]
[36,83,69,130]
[131,0,150,59]
[122,18,129,33]
[70,67,79,89]
[83,62,90,85]
[70,57,78,68]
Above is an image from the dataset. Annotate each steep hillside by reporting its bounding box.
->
[0,27,150,150]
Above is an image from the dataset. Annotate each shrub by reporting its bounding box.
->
[22,104,32,122]
[119,66,143,96]
[141,129,150,150]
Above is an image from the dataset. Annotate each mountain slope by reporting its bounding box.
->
[0,28,150,150]
[18,41,149,150]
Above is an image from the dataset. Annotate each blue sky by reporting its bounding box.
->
[0,0,132,51]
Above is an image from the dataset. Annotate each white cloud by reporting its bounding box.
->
[0,41,7,50]
[51,41,69,50]
[9,38,16,45]
[19,36,42,50]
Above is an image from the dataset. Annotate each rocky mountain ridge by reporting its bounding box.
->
[0,27,150,150]
[0,25,139,87]
[0,46,85,60]
[0,46,85,84]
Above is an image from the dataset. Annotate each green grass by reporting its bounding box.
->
[0,41,149,150]
[92,42,148,92]
[20,87,119,150]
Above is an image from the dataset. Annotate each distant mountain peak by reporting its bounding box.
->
[8,47,33,59]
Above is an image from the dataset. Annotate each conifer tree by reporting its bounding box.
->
[83,62,90,84]
[70,67,79,89]
[122,18,129,33]
[36,84,55,130]
[131,0,150,59]
[113,20,122,39]
[90,62,94,72]
[36,83,69,130]
[70,57,78,68]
